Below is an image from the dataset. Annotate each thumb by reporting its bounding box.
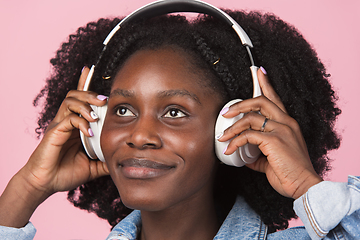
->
[88,160,110,181]
[245,155,268,173]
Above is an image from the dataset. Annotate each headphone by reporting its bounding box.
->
[80,0,261,167]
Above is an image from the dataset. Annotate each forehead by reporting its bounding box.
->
[111,46,209,92]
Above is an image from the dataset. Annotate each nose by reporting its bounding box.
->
[126,115,162,150]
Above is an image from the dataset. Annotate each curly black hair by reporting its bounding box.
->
[33,10,341,233]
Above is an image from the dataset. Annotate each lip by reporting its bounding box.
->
[119,158,175,179]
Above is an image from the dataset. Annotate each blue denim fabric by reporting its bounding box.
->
[107,175,360,240]
[106,210,141,240]
[1,176,359,239]
[0,221,36,240]
[293,175,360,240]
[106,197,309,240]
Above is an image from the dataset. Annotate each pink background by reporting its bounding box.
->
[0,0,359,239]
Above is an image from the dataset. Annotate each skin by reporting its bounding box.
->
[0,45,322,239]
[101,46,223,239]
[218,72,323,199]
[0,67,109,228]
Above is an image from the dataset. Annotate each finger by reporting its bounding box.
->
[223,119,308,160]
[220,110,309,158]
[48,113,93,146]
[219,113,272,142]
[222,117,296,156]
[88,160,110,181]
[54,94,99,124]
[58,114,93,138]
[222,128,266,156]
[67,90,108,107]
[54,89,107,122]
[221,96,291,126]
[76,67,108,104]
[246,155,269,173]
[77,67,90,91]
[257,67,287,114]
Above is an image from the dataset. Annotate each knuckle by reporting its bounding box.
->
[281,123,294,136]
[242,129,251,139]
[259,95,267,102]
[244,112,258,123]
[62,97,72,107]
[267,134,282,146]
[63,113,77,123]
[225,126,237,138]
[66,90,78,98]
[258,95,269,105]
[288,118,301,131]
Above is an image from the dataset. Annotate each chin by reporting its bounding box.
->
[114,181,172,212]
[120,194,171,212]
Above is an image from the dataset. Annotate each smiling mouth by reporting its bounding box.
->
[119,159,175,179]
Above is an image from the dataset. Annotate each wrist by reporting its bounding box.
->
[292,171,323,199]
[0,171,52,228]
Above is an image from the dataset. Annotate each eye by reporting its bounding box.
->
[115,106,135,117]
[163,108,187,118]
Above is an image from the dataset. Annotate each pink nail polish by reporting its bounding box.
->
[88,128,94,137]
[215,132,223,140]
[90,111,99,120]
[97,95,108,101]
[260,66,267,75]
[223,146,228,155]
[220,107,229,115]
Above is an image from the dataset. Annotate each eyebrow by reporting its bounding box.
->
[157,89,201,105]
[110,88,201,105]
[110,89,135,98]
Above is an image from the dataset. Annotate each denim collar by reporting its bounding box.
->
[214,196,268,239]
[106,196,267,240]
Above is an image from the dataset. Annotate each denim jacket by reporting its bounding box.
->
[1,176,360,240]
[106,176,360,240]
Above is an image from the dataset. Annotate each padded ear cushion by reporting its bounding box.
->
[215,99,260,167]
[80,104,108,162]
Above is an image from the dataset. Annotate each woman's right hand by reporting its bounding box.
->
[22,67,109,196]
[0,67,109,228]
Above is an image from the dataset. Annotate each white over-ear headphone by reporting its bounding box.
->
[80,0,261,166]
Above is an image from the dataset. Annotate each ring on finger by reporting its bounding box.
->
[260,117,269,132]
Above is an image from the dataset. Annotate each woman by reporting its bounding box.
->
[0,2,359,239]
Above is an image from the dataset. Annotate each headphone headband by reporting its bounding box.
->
[105,0,253,47]
[83,0,259,99]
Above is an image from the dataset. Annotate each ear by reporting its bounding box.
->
[77,67,90,91]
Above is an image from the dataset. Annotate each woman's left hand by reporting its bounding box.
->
[217,68,323,199]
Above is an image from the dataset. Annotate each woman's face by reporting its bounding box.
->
[101,46,223,211]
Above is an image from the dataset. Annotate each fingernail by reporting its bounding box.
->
[215,132,223,140]
[90,111,98,120]
[88,128,94,137]
[81,66,86,73]
[220,107,229,115]
[223,145,228,155]
[97,95,108,101]
[260,66,267,75]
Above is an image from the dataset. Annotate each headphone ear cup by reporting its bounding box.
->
[80,104,108,162]
[215,99,260,167]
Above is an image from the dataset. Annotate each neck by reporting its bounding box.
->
[139,193,220,240]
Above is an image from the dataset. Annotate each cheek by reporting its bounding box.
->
[182,131,215,161]
[173,126,219,197]
[100,120,127,164]
[171,118,218,171]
